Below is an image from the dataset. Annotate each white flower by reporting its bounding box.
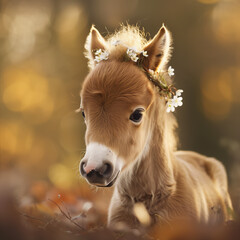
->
[131,55,139,62]
[142,50,148,57]
[127,48,138,56]
[148,69,161,79]
[94,49,109,62]
[126,48,135,56]
[176,89,183,97]
[172,96,183,107]
[94,55,101,63]
[168,66,175,77]
[101,51,109,59]
[95,49,102,55]
[126,48,131,55]
[127,48,139,62]
[166,99,175,113]
[148,69,155,75]
[166,94,183,113]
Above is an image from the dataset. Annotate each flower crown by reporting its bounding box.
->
[93,41,183,113]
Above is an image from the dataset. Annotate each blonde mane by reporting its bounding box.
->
[108,25,147,50]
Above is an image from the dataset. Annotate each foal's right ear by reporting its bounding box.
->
[142,25,172,72]
[84,25,107,69]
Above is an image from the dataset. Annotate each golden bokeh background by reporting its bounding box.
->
[0,0,239,210]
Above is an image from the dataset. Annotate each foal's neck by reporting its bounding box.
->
[137,118,176,195]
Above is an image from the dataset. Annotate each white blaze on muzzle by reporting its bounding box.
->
[80,142,124,186]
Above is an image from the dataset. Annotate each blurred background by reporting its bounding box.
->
[0,0,239,221]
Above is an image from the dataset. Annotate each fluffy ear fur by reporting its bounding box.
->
[84,26,107,69]
[142,25,172,72]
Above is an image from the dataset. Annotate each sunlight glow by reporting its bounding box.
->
[133,202,151,226]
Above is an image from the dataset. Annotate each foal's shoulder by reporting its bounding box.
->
[174,150,222,165]
[174,151,208,171]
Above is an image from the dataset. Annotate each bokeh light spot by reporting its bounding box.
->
[212,0,240,43]
[2,66,54,124]
[55,4,87,55]
[48,163,75,190]
[2,2,51,62]
[201,67,240,121]
[0,120,34,157]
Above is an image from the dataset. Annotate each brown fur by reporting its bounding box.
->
[81,25,233,231]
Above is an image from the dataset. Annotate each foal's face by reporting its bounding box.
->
[79,61,153,187]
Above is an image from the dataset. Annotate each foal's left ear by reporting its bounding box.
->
[142,25,172,72]
[84,25,107,69]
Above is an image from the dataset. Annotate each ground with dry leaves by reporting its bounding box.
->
[0,169,240,240]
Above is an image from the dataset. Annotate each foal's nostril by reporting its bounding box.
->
[99,162,113,178]
[80,161,87,176]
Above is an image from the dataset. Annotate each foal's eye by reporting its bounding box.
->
[81,110,85,119]
[129,108,144,124]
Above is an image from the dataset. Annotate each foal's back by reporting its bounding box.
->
[173,151,233,223]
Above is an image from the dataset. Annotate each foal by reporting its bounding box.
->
[79,25,232,230]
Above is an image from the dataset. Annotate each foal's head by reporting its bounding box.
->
[79,25,175,187]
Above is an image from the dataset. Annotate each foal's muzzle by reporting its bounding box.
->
[79,142,123,187]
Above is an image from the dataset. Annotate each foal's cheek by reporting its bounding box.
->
[121,126,144,161]
[129,137,135,146]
